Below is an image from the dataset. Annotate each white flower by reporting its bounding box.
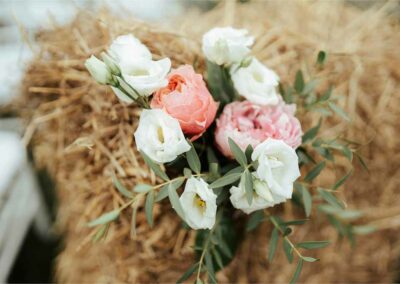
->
[230,58,280,106]
[202,27,254,66]
[252,139,300,199]
[112,57,171,102]
[109,34,152,63]
[229,138,300,214]
[180,177,217,229]
[134,109,190,163]
[229,174,287,214]
[85,55,113,85]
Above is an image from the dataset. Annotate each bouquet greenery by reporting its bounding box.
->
[85,27,369,283]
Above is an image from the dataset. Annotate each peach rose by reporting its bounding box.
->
[215,100,302,158]
[151,65,218,139]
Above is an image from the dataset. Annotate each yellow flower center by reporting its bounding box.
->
[194,194,206,213]
[157,127,164,143]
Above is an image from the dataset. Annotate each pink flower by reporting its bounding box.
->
[215,100,302,158]
[151,65,218,140]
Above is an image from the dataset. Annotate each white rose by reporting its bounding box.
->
[252,138,300,199]
[202,27,254,66]
[109,34,152,63]
[180,177,217,229]
[230,58,280,106]
[134,109,190,163]
[112,57,171,102]
[84,55,113,85]
[229,174,287,214]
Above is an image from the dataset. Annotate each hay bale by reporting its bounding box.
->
[20,1,400,282]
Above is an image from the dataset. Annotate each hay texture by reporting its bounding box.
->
[21,1,400,283]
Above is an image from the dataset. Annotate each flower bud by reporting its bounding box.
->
[84,55,112,85]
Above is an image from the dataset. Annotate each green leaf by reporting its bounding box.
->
[318,188,345,209]
[168,183,186,221]
[92,224,109,242]
[302,118,322,143]
[302,256,319,262]
[333,170,353,190]
[355,153,369,172]
[130,202,138,237]
[134,184,153,193]
[212,248,224,270]
[316,50,327,66]
[341,146,353,161]
[297,241,330,249]
[284,219,309,226]
[183,168,192,178]
[112,176,133,198]
[177,263,198,283]
[326,214,346,236]
[141,151,169,181]
[155,184,169,202]
[87,209,120,227]
[156,178,185,202]
[304,161,326,182]
[353,225,376,235]
[246,210,265,232]
[290,259,303,284]
[145,191,155,227]
[228,138,247,167]
[186,143,201,174]
[302,79,319,95]
[283,239,294,263]
[320,86,333,102]
[245,144,254,163]
[205,251,216,283]
[294,70,304,93]
[296,183,312,217]
[268,228,279,262]
[209,172,241,189]
[328,102,350,121]
[242,169,254,205]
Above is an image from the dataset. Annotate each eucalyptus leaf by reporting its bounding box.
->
[87,209,120,227]
[134,184,153,193]
[302,79,319,95]
[186,143,201,174]
[333,170,353,190]
[304,161,326,182]
[145,191,155,227]
[177,263,199,283]
[302,118,322,143]
[268,228,279,262]
[141,151,169,181]
[302,256,319,262]
[353,225,376,235]
[245,144,254,163]
[284,219,309,226]
[228,138,247,167]
[92,224,109,242]
[328,102,350,121]
[294,70,304,93]
[318,188,345,209]
[297,241,330,249]
[246,210,265,232]
[168,183,186,221]
[316,50,327,65]
[243,169,254,205]
[283,239,294,263]
[290,259,303,284]
[113,176,133,198]
[209,172,241,189]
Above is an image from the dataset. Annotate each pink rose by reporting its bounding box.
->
[215,100,302,158]
[151,65,218,140]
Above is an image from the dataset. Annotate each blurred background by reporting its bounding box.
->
[0,0,399,283]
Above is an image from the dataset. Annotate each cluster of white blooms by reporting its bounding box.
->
[86,30,301,231]
[230,139,300,214]
[202,27,280,106]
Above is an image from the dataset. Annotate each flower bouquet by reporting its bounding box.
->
[85,27,365,283]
